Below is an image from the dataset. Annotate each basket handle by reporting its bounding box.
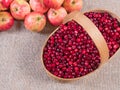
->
[63,11,109,64]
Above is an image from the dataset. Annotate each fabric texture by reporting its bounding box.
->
[0,0,120,90]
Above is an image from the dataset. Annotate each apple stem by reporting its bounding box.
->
[14,8,18,12]
[37,17,41,21]
[1,18,6,22]
[53,11,57,16]
[72,1,75,4]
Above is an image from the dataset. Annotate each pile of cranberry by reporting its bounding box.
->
[43,12,120,79]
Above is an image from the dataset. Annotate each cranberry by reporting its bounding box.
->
[43,20,100,79]
[43,11,120,79]
[85,12,120,57]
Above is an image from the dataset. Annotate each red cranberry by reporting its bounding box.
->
[85,12,120,57]
[43,12,120,79]
[74,67,79,72]
[43,20,100,79]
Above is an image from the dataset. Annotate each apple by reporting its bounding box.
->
[24,12,46,32]
[43,0,64,9]
[0,0,13,11]
[0,0,8,11]
[47,7,67,26]
[0,2,7,11]
[2,0,13,8]
[0,12,14,31]
[63,0,83,12]
[10,0,30,20]
[29,0,48,14]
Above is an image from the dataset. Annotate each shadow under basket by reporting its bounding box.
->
[41,9,120,81]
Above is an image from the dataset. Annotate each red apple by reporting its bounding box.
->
[29,0,48,14]
[47,7,67,26]
[24,12,46,32]
[2,0,13,8]
[63,0,83,12]
[0,0,7,11]
[0,12,14,31]
[0,6,6,11]
[10,0,30,20]
[43,0,64,9]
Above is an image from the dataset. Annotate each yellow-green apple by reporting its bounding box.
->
[47,7,67,26]
[0,12,14,31]
[63,0,83,12]
[29,0,48,14]
[24,12,46,32]
[43,0,64,9]
[10,0,30,20]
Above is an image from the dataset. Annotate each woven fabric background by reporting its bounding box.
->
[0,0,120,90]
